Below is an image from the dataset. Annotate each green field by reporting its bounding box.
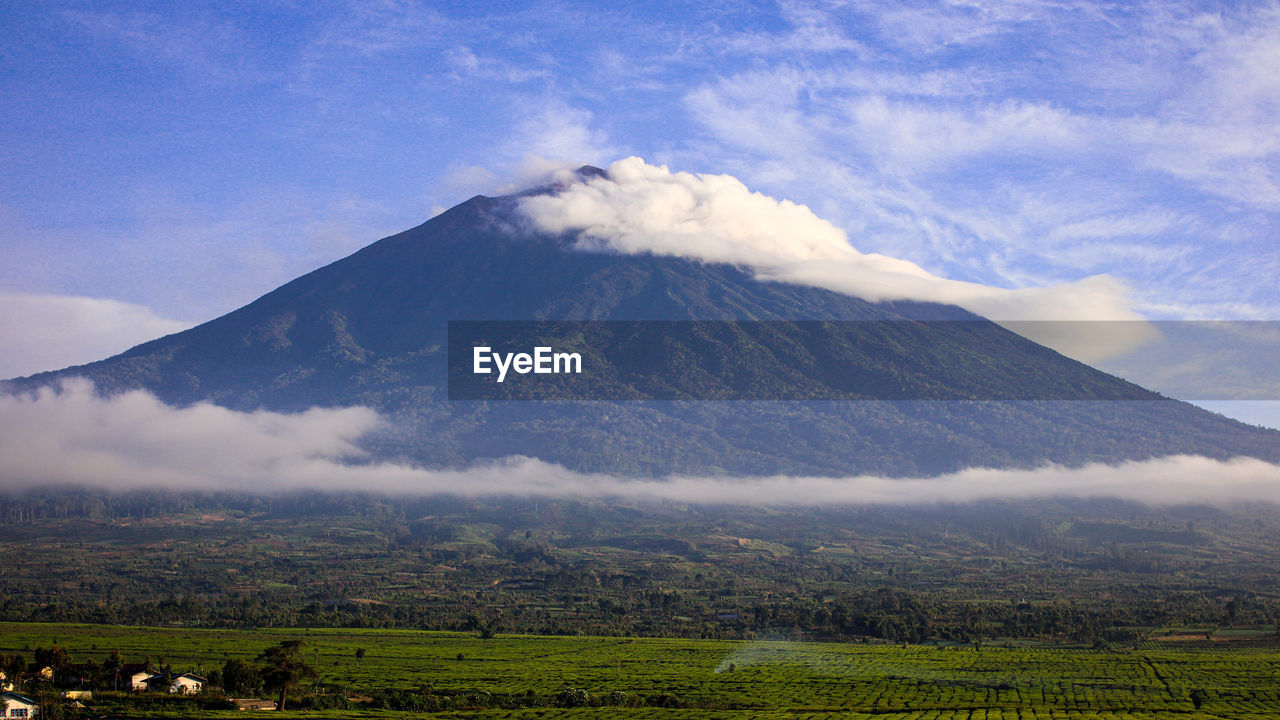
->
[4,623,1280,718]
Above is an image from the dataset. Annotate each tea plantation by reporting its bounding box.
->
[3,622,1278,718]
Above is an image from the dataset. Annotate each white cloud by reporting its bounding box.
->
[0,380,380,490]
[443,44,549,84]
[847,96,1086,169]
[511,101,621,173]
[518,157,1145,359]
[0,293,193,378]
[2,380,1278,506]
[866,0,1056,53]
[523,157,855,265]
[647,455,1280,508]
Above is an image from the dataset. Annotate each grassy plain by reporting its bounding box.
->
[4,622,1279,718]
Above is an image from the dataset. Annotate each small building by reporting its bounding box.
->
[130,671,153,692]
[1,692,39,718]
[111,663,150,692]
[143,673,206,694]
[169,673,206,694]
[232,698,278,711]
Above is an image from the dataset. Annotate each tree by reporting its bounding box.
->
[222,658,261,696]
[354,648,366,666]
[257,640,316,711]
[33,645,73,686]
[102,649,126,690]
[1,653,26,691]
[34,645,72,674]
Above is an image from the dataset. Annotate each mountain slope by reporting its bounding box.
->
[8,176,1279,476]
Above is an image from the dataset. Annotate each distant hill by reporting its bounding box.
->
[8,170,1278,476]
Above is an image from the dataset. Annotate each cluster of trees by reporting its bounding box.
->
[0,641,319,713]
[1,646,110,692]
[2,586,1266,648]
[1,640,720,715]
[218,640,317,710]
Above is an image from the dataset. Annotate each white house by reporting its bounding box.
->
[130,671,152,692]
[1,692,38,718]
[169,674,206,694]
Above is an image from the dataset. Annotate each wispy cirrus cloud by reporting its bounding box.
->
[443,45,551,84]
[60,7,259,85]
[674,1,1280,320]
[303,0,448,57]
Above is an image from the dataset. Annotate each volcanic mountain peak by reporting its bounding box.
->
[573,164,607,179]
[6,167,1278,476]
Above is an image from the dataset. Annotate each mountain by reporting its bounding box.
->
[7,169,1279,476]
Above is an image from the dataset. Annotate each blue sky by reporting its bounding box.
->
[2,0,1278,378]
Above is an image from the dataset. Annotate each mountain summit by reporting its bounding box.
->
[8,165,1278,476]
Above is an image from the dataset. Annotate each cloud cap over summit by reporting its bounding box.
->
[521,158,1141,322]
